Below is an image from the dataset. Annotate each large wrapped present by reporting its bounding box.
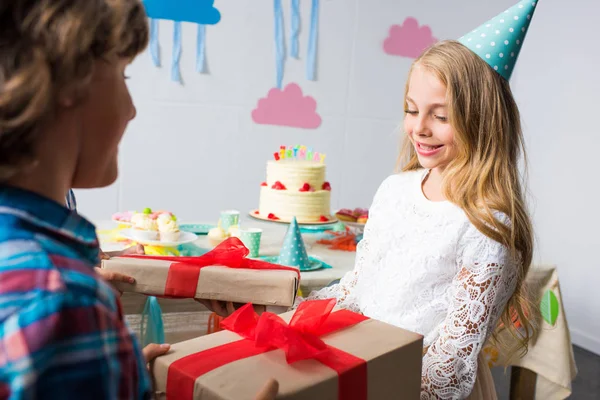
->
[101,237,300,307]
[151,299,423,399]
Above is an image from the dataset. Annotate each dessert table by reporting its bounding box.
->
[98,218,577,400]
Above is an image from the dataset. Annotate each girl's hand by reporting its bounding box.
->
[195,299,266,318]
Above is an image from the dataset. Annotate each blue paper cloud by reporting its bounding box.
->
[143,0,221,25]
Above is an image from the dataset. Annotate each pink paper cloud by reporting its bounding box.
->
[383,17,437,58]
[252,83,321,129]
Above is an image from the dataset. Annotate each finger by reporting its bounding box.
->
[253,304,266,315]
[136,244,146,254]
[143,343,171,363]
[211,300,228,317]
[254,379,279,400]
[225,301,236,316]
[195,299,212,309]
[95,268,135,284]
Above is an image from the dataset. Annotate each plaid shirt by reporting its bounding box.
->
[0,186,152,399]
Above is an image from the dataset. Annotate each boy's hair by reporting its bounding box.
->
[0,0,149,181]
[399,40,536,358]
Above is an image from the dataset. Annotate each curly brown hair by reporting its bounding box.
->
[0,0,149,181]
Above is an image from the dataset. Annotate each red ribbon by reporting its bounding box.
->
[166,299,369,399]
[124,237,300,298]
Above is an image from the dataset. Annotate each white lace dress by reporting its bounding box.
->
[306,169,518,399]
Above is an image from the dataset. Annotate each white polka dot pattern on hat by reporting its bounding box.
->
[277,217,311,269]
[457,0,537,80]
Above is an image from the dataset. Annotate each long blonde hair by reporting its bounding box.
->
[399,40,536,354]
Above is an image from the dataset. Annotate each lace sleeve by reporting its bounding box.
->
[301,176,394,313]
[421,219,519,399]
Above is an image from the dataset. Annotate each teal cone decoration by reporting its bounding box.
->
[458,0,539,80]
[278,217,310,269]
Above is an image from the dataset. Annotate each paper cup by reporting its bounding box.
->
[239,228,262,258]
[219,210,240,233]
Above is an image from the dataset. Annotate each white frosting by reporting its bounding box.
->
[132,213,157,231]
[259,158,331,223]
[266,160,325,191]
[258,187,331,222]
[157,213,179,233]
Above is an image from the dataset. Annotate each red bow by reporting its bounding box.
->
[167,299,369,399]
[221,298,337,364]
[124,237,300,298]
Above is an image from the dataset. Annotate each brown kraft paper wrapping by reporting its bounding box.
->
[101,257,299,307]
[150,305,424,400]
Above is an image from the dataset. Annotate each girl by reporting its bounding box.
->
[205,8,539,399]
[0,0,277,398]
[306,2,539,399]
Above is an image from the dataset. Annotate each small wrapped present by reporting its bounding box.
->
[151,299,423,399]
[101,237,300,307]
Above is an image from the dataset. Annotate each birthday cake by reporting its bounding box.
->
[256,146,332,223]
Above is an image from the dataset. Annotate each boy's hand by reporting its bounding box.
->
[255,379,279,400]
[95,245,145,288]
[143,343,171,363]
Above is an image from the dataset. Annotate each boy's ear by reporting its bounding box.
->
[57,88,76,108]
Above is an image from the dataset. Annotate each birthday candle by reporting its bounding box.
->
[274,152,280,161]
[299,147,306,159]
[286,149,292,158]
[306,149,313,161]
[319,153,326,163]
[280,145,286,159]
[293,147,298,158]
[313,152,320,161]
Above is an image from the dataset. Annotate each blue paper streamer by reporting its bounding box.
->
[274,0,285,89]
[307,0,319,81]
[290,0,300,58]
[149,19,161,67]
[140,296,165,347]
[171,22,182,83]
[196,24,206,73]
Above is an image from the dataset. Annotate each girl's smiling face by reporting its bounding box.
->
[404,65,457,172]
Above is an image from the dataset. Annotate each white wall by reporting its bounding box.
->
[75,0,600,354]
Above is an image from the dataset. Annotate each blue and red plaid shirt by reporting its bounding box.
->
[0,186,152,399]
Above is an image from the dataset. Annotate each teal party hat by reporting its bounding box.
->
[458,0,539,80]
[278,217,311,269]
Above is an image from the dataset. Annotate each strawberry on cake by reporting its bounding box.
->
[256,146,333,223]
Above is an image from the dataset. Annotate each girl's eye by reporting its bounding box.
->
[404,110,418,115]
[434,115,448,122]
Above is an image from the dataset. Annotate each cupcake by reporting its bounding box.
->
[157,213,181,242]
[228,225,240,238]
[131,208,159,241]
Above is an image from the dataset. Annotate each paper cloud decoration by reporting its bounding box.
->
[143,0,221,24]
[383,17,437,58]
[252,83,322,129]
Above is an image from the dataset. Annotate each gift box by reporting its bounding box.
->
[151,299,423,399]
[101,237,300,307]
